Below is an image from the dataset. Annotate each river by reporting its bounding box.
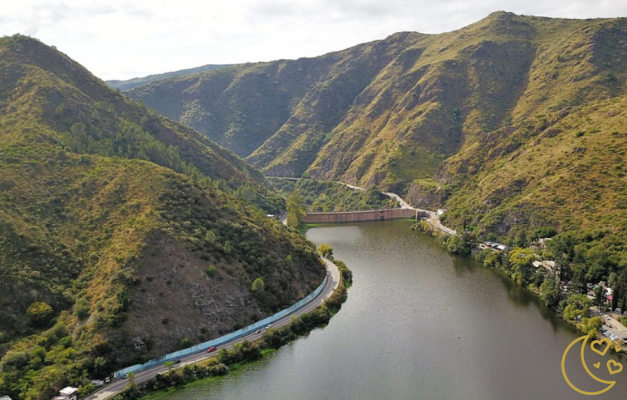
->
[148,220,627,399]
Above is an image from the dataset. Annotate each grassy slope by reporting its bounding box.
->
[0,35,324,400]
[269,178,398,212]
[128,13,627,240]
[106,64,234,91]
[437,16,627,236]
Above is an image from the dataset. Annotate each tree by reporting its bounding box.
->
[563,294,592,321]
[532,226,557,239]
[508,248,536,286]
[515,231,530,248]
[540,273,562,308]
[27,302,54,327]
[204,230,217,243]
[286,191,306,228]
[124,372,139,396]
[317,243,333,258]
[579,316,602,339]
[164,361,174,373]
[593,286,604,307]
[446,235,470,256]
[206,265,217,277]
[252,278,265,293]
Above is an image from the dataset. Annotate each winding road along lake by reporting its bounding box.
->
[151,220,627,399]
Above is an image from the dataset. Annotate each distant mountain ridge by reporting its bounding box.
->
[106,63,233,91]
[127,12,627,239]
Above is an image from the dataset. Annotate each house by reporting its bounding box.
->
[480,241,509,252]
[1,396,13,400]
[57,387,79,400]
[607,295,614,304]
[532,260,556,272]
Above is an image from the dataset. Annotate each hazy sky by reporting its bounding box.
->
[3,1,627,80]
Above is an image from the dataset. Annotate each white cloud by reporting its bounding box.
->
[2,0,626,80]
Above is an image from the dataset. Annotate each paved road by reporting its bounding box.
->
[427,213,457,236]
[382,192,412,209]
[338,182,456,235]
[84,258,341,400]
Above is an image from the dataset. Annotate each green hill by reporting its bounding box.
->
[106,64,233,91]
[0,35,324,400]
[127,12,627,238]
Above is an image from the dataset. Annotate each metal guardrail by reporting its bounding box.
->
[113,275,328,379]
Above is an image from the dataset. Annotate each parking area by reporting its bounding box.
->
[591,308,627,345]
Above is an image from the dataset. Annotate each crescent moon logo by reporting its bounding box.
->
[561,335,621,395]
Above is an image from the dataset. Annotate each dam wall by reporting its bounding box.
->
[304,208,428,223]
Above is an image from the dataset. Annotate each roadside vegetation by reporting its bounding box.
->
[271,178,397,213]
[112,254,351,400]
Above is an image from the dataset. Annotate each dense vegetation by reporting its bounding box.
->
[0,35,325,400]
[270,178,398,212]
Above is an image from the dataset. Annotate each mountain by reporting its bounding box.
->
[106,63,233,91]
[127,12,627,239]
[0,35,324,400]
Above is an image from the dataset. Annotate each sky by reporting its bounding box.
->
[2,1,627,81]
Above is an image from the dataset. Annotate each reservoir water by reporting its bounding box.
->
[150,220,627,399]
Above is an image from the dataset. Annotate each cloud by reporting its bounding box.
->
[2,0,627,79]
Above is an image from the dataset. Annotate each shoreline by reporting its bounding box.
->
[108,258,351,400]
[412,223,627,345]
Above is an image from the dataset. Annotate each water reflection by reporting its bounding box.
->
[153,220,627,400]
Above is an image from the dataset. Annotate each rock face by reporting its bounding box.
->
[406,181,450,210]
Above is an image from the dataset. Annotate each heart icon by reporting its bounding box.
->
[591,339,611,356]
[594,362,600,368]
[607,360,623,375]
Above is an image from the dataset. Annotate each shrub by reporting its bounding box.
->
[27,302,54,327]
[206,265,217,277]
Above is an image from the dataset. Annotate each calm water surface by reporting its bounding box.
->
[155,220,627,399]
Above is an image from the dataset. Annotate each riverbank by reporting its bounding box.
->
[109,259,351,400]
[122,220,627,399]
[410,221,622,343]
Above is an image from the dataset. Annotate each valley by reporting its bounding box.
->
[2,9,627,400]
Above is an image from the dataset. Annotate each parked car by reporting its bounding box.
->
[255,329,261,334]
[206,346,217,353]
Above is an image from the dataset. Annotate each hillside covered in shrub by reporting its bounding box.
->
[0,35,324,400]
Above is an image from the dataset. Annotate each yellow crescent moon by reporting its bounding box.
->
[561,335,616,395]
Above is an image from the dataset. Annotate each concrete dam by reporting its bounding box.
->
[304,208,429,223]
